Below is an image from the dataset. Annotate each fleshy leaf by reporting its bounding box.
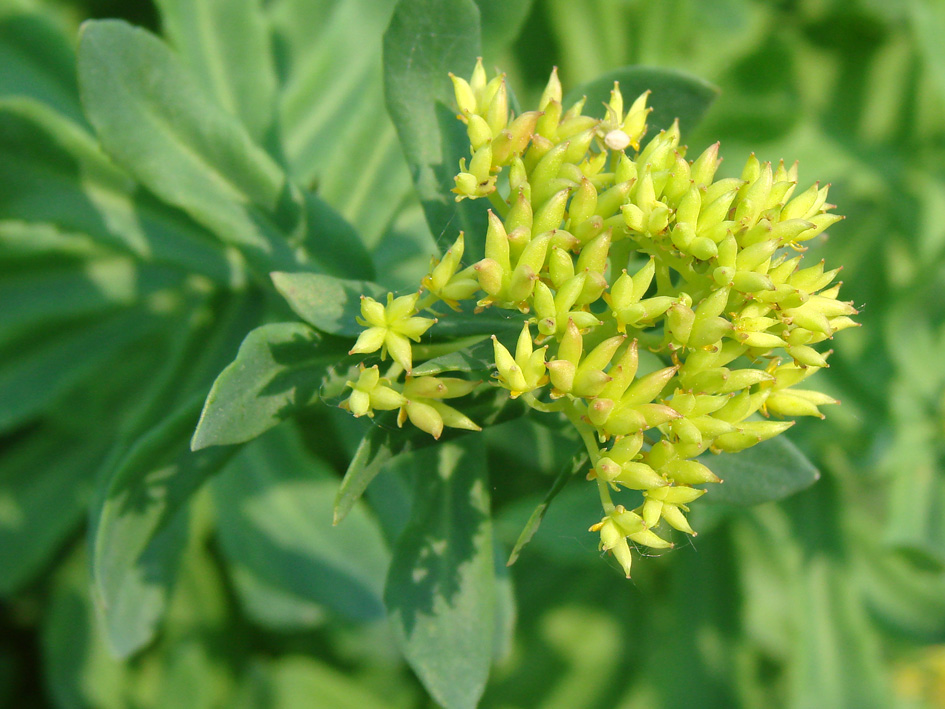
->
[507,448,587,566]
[156,0,277,142]
[77,20,303,274]
[411,337,494,376]
[192,322,349,450]
[382,0,491,257]
[699,435,819,506]
[563,66,720,134]
[89,396,239,657]
[270,271,385,338]
[385,441,495,709]
[212,425,389,622]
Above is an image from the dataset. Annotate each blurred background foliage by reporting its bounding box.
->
[1,0,945,706]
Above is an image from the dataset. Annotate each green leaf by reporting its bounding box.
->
[300,191,376,281]
[473,0,534,58]
[0,221,105,261]
[563,66,720,135]
[698,435,820,506]
[213,425,389,622]
[89,396,239,657]
[339,387,526,529]
[234,657,396,709]
[382,0,492,257]
[411,336,494,376]
[0,11,84,125]
[423,303,525,340]
[0,429,109,595]
[0,258,177,332]
[385,440,495,709]
[43,546,136,709]
[910,0,945,107]
[156,0,277,143]
[192,322,349,450]
[333,418,416,526]
[0,307,166,433]
[791,556,892,707]
[77,20,303,274]
[224,564,327,631]
[0,98,236,283]
[491,543,516,662]
[507,449,587,566]
[270,271,384,337]
[271,0,413,253]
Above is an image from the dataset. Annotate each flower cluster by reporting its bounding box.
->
[343,60,858,576]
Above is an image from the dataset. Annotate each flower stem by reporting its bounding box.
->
[522,391,565,413]
[488,190,509,218]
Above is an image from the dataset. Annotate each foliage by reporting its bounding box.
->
[1,0,944,707]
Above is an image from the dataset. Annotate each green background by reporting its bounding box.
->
[2,0,944,706]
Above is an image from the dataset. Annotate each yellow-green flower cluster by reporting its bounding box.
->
[343,60,858,577]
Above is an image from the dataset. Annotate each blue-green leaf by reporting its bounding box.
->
[385,440,495,709]
[89,396,239,657]
[0,11,84,125]
[213,425,389,622]
[411,337,493,376]
[564,66,720,135]
[0,98,236,283]
[698,435,820,506]
[77,20,303,274]
[382,0,491,257]
[156,0,277,143]
[474,0,534,58]
[270,271,384,337]
[507,449,587,566]
[0,429,109,595]
[333,418,416,526]
[192,322,349,450]
[0,307,166,433]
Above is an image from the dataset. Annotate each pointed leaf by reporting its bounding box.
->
[0,98,235,282]
[473,0,534,58]
[213,425,389,622]
[0,11,84,124]
[0,307,166,433]
[90,396,239,657]
[0,429,109,595]
[411,337,494,376]
[698,435,820,506]
[156,0,277,142]
[77,20,303,274]
[333,418,416,526]
[507,449,587,566]
[192,322,349,450]
[270,271,384,337]
[385,441,495,709]
[382,0,491,257]
[564,66,720,135]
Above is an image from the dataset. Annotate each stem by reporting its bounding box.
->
[609,237,634,283]
[562,399,616,513]
[596,477,616,514]
[521,391,565,413]
[655,259,674,295]
[385,361,404,380]
[488,190,509,218]
[416,292,439,312]
[563,400,600,465]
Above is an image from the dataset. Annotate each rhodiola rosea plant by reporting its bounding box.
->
[7,0,930,707]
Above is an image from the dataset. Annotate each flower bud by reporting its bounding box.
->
[538,66,562,111]
[405,400,444,439]
[622,366,677,406]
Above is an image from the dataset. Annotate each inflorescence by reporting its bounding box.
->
[342,61,858,577]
